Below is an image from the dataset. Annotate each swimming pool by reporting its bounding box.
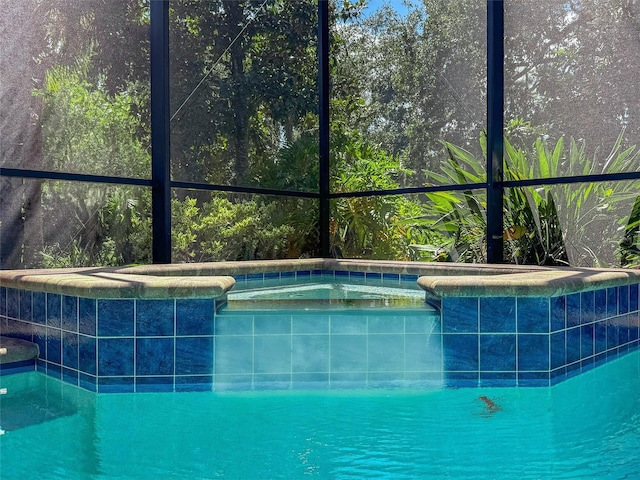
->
[1,350,640,479]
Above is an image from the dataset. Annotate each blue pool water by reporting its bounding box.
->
[1,350,640,479]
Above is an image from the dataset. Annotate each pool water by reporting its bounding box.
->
[1,351,640,479]
[226,278,429,310]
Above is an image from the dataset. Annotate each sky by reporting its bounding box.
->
[363,0,410,17]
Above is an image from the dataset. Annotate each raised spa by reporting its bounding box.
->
[1,258,639,392]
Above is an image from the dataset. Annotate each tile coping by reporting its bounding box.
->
[0,258,639,299]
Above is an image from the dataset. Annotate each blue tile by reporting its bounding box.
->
[368,334,404,372]
[215,336,253,375]
[330,334,367,373]
[79,374,97,392]
[368,315,404,334]
[630,314,639,342]
[62,367,79,386]
[619,316,630,345]
[175,376,213,392]
[215,315,253,335]
[98,338,134,376]
[594,289,607,319]
[480,297,516,333]
[330,315,367,334]
[47,294,62,328]
[0,287,5,316]
[79,298,96,335]
[365,272,382,281]
[518,371,550,387]
[36,359,47,373]
[580,324,595,359]
[136,299,174,336]
[550,331,566,369]
[607,287,618,317]
[565,293,581,327]
[233,274,247,283]
[281,271,295,279]
[254,335,291,374]
[78,335,96,375]
[19,290,32,321]
[550,296,566,331]
[6,289,19,319]
[443,334,478,371]
[62,332,79,369]
[518,334,549,371]
[517,297,550,333]
[566,327,581,363]
[550,367,567,385]
[264,272,280,279]
[46,328,62,364]
[444,371,478,388]
[383,273,400,282]
[480,372,516,387]
[292,315,329,334]
[442,297,478,333]
[61,295,78,332]
[98,377,134,393]
[400,274,419,282]
[292,335,329,373]
[594,321,608,354]
[607,319,620,350]
[580,357,595,373]
[0,359,35,375]
[296,270,311,278]
[33,325,46,360]
[47,363,62,379]
[98,300,134,337]
[136,376,174,392]
[480,334,516,371]
[580,291,594,324]
[619,285,630,314]
[136,337,174,375]
[254,315,291,335]
[630,284,639,312]
[175,337,214,375]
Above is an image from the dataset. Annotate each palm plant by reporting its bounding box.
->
[410,128,640,267]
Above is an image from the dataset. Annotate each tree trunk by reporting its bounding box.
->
[227,1,250,185]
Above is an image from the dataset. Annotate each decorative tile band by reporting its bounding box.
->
[0,272,639,392]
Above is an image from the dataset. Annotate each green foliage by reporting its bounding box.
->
[34,61,149,177]
[171,196,294,262]
[330,133,419,259]
[619,195,640,268]
[413,128,640,266]
[34,60,152,267]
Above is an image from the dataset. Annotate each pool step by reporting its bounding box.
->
[223,298,432,312]
[0,336,39,364]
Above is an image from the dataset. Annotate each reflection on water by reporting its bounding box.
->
[1,351,640,479]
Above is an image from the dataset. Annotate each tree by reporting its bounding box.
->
[169,0,319,187]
